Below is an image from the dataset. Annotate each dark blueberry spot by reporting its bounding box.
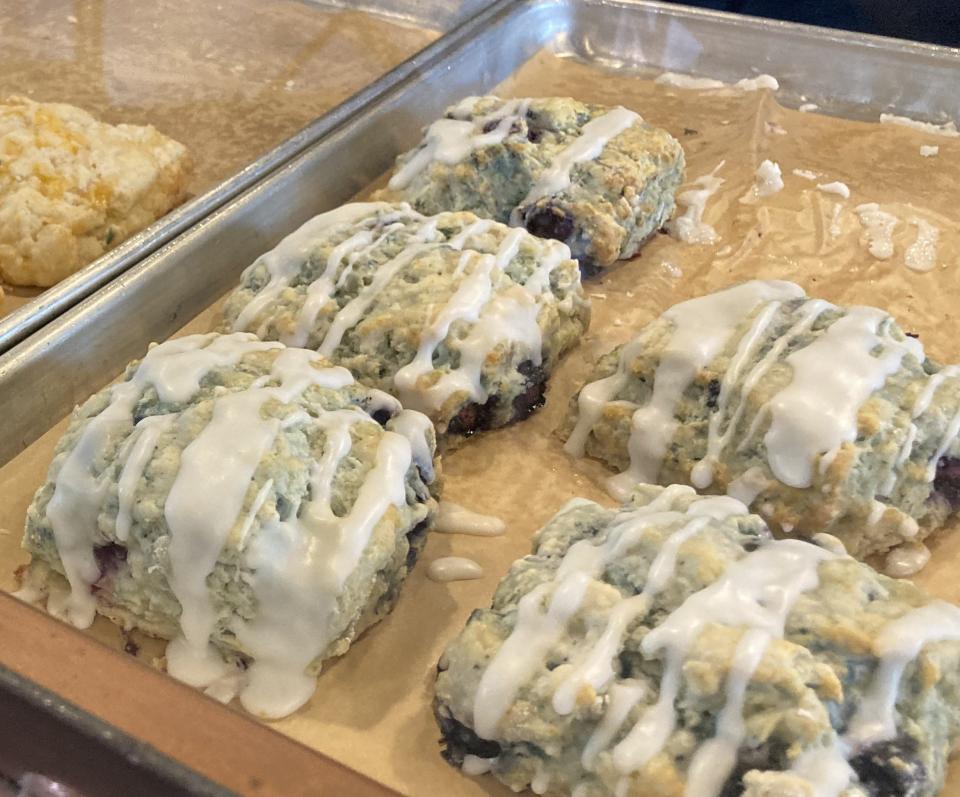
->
[718,743,785,797]
[446,398,496,439]
[276,494,295,521]
[481,118,502,134]
[94,543,127,579]
[372,408,392,426]
[742,540,761,552]
[849,736,927,797]
[523,204,575,244]
[906,332,920,339]
[123,635,140,656]
[527,127,543,143]
[933,456,960,510]
[512,360,548,421]
[683,127,699,136]
[706,379,721,411]
[436,708,502,766]
[405,518,431,570]
[577,258,602,279]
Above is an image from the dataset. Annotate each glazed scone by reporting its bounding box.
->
[220,201,590,442]
[435,484,960,797]
[21,332,439,718]
[0,95,191,287]
[374,96,684,272]
[562,280,960,563]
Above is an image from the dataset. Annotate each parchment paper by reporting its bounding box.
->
[0,0,438,314]
[1,49,959,796]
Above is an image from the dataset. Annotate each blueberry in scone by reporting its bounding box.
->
[221,201,590,443]
[22,332,439,719]
[562,279,960,563]
[0,95,191,287]
[374,96,684,272]
[435,484,960,797]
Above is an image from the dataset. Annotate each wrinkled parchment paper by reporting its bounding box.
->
[0,0,437,314]
[2,48,959,796]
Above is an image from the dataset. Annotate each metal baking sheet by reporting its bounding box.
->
[0,0,451,353]
[2,0,960,794]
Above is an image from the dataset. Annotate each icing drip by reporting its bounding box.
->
[879,113,959,137]
[389,98,532,190]
[654,72,779,92]
[513,107,639,218]
[753,159,783,198]
[427,557,484,582]
[601,281,804,499]
[904,217,939,272]
[920,145,940,157]
[763,307,922,488]
[667,164,725,244]
[883,541,931,577]
[855,203,898,260]
[817,181,850,199]
[435,501,506,536]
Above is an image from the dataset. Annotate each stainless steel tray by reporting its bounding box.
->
[0,0,463,354]
[2,0,958,465]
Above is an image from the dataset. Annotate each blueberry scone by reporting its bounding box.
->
[0,95,191,287]
[374,96,684,272]
[435,484,960,797]
[21,332,439,719]
[562,280,960,564]
[220,201,590,442]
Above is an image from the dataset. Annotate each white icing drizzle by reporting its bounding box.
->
[725,467,772,506]
[846,600,960,745]
[683,627,770,797]
[793,169,819,181]
[753,160,783,198]
[462,755,497,775]
[611,539,834,780]
[472,486,725,740]
[435,501,506,536]
[904,217,939,272]
[667,164,725,244]
[581,680,648,769]
[879,113,959,137]
[817,181,850,199]
[115,414,174,542]
[884,541,931,577]
[389,98,531,190]
[427,557,484,582]
[763,307,922,488]
[513,107,639,219]
[231,203,393,333]
[855,203,899,260]
[799,103,819,113]
[44,333,283,628]
[920,145,940,157]
[600,281,804,499]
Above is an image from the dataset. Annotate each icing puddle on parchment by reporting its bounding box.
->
[0,47,958,797]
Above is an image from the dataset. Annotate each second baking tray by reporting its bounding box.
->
[2,0,960,794]
[0,0,453,353]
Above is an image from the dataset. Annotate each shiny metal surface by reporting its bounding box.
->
[1,0,958,465]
